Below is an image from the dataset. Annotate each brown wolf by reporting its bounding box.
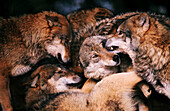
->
[27,71,148,111]
[0,11,72,111]
[67,7,113,73]
[106,12,170,98]
[68,11,140,73]
[67,7,114,34]
[25,64,82,110]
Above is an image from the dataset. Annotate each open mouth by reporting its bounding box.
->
[57,53,65,64]
[66,82,82,89]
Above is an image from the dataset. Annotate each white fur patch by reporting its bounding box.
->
[101,59,118,66]
[11,65,31,76]
[45,40,69,63]
[85,60,118,80]
[48,76,81,92]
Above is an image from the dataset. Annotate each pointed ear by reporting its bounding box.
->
[46,15,58,27]
[66,13,71,20]
[136,13,150,32]
[30,75,39,88]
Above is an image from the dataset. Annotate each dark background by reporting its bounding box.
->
[0,0,169,18]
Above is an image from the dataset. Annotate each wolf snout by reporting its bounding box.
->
[61,54,71,63]
[66,75,82,88]
[57,53,70,63]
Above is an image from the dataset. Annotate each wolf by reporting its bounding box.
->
[27,71,150,111]
[105,12,170,98]
[25,64,82,110]
[0,11,72,111]
[79,35,132,80]
[68,11,140,73]
[67,7,114,34]
[67,7,114,73]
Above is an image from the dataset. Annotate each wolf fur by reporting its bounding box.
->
[25,64,82,110]
[68,11,140,73]
[0,11,72,111]
[79,35,132,80]
[26,71,147,111]
[106,12,170,98]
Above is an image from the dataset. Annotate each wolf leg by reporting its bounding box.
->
[0,75,12,111]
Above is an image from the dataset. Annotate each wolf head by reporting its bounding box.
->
[105,12,170,98]
[35,11,73,63]
[79,36,123,80]
[105,13,151,61]
[28,64,82,93]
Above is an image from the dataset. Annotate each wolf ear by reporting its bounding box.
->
[66,13,71,20]
[136,13,150,32]
[30,75,39,88]
[46,15,58,27]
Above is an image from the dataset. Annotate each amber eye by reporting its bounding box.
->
[106,46,119,51]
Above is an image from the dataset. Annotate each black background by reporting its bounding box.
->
[0,0,169,18]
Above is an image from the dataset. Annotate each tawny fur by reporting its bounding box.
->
[0,11,72,111]
[25,64,82,110]
[67,7,114,73]
[106,12,170,98]
[28,71,144,111]
[68,10,140,73]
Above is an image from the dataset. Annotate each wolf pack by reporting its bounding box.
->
[0,7,169,111]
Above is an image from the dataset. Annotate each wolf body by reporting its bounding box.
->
[0,11,72,111]
[26,71,146,111]
[106,12,170,98]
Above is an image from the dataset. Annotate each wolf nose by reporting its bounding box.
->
[113,54,120,63]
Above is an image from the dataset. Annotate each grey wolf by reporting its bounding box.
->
[79,35,132,80]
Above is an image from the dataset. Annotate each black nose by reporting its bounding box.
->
[113,54,120,63]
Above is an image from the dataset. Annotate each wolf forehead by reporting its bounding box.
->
[79,36,107,59]
[80,36,107,51]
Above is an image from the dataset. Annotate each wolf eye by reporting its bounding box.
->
[119,31,123,35]
[106,46,119,51]
[92,54,99,58]
[57,70,64,74]
[117,31,125,38]
[55,68,64,74]
[54,22,62,27]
